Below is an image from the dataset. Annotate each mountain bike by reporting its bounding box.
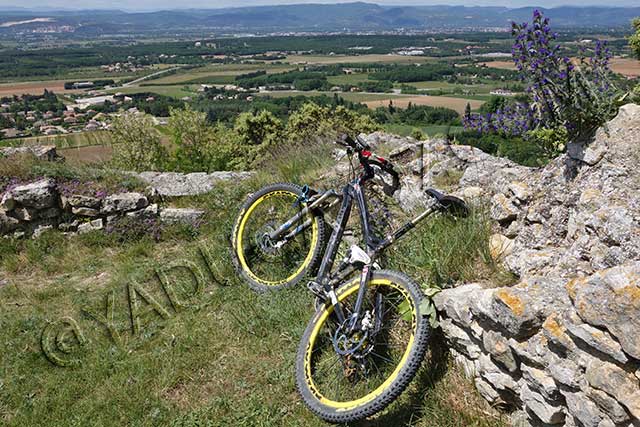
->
[231,134,469,423]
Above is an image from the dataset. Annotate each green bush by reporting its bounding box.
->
[111,113,168,171]
[169,106,239,172]
[455,131,548,167]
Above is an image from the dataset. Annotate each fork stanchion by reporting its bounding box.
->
[418,142,424,190]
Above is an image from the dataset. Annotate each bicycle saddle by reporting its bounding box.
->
[425,188,469,218]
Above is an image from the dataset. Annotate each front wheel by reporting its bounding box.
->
[231,183,326,292]
[296,270,430,423]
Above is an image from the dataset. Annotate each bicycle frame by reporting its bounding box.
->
[268,173,440,330]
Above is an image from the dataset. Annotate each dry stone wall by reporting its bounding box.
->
[0,178,205,238]
[360,104,640,427]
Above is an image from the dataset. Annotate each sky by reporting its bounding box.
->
[2,0,639,11]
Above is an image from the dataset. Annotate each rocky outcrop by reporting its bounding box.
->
[135,171,254,197]
[0,178,206,238]
[363,105,640,427]
[0,145,62,162]
[434,262,640,426]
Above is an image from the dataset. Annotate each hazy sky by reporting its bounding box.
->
[2,0,639,11]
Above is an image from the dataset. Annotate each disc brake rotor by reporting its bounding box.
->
[255,221,280,256]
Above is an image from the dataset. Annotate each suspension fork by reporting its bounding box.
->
[267,190,338,241]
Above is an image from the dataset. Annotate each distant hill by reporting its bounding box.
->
[0,3,639,34]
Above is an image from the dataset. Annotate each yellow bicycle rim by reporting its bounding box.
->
[303,278,417,411]
[236,190,318,286]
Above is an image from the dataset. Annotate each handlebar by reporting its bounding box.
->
[336,134,400,194]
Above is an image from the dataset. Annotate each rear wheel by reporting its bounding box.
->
[231,183,326,292]
[296,270,430,423]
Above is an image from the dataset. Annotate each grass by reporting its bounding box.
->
[110,85,198,99]
[382,123,465,138]
[256,90,401,103]
[5,131,114,149]
[0,143,510,427]
[0,154,146,195]
[326,73,371,85]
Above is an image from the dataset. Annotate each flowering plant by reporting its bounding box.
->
[464,10,620,143]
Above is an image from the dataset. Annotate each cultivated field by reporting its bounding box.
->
[365,95,484,114]
[482,57,640,77]
[147,64,293,85]
[286,54,435,65]
[0,81,80,97]
[11,131,113,149]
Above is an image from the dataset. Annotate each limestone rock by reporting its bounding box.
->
[67,195,101,209]
[489,233,515,261]
[520,364,558,401]
[520,383,565,425]
[561,390,607,427]
[11,206,36,221]
[71,207,100,217]
[476,353,520,397]
[2,178,57,209]
[491,193,519,224]
[433,283,484,327]
[475,377,501,404]
[472,277,571,339]
[508,181,532,202]
[585,387,631,424]
[78,219,103,234]
[135,171,254,197]
[585,358,640,419]
[126,204,159,219]
[483,330,518,372]
[565,323,628,365]
[159,208,205,226]
[0,145,61,161]
[32,225,53,239]
[567,262,640,360]
[0,209,19,234]
[101,193,148,214]
[439,318,482,359]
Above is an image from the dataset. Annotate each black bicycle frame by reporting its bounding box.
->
[314,177,438,329]
[266,170,439,328]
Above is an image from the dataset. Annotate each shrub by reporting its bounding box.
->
[285,102,380,145]
[169,106,238,172]
[111,112,167,171]
[464,10,620,144]
[525,127,568,159]
[454,131,547,167]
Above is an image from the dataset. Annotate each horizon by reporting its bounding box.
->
[2,1,640,12]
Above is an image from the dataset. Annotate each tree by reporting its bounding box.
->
[464,102,472,120]
[286,102,381,145]
[234,110,284,166]
[630,18,640,59]
[630,18,640,102]
[111,113,167,171]
[168,106,236,172]
[234,110,284,147]
[286,102,334,143]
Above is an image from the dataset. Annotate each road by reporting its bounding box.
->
[121,67,183,88]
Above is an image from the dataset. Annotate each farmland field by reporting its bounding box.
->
[286,54,436,65]
[365,95,484,114]
[326,73,371,85]
[483,57,640,77]
[257,90,402,103]
[0,81,80,97]
[8,131,113,149]
[147,64,294,85]
[110,85,198,98]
